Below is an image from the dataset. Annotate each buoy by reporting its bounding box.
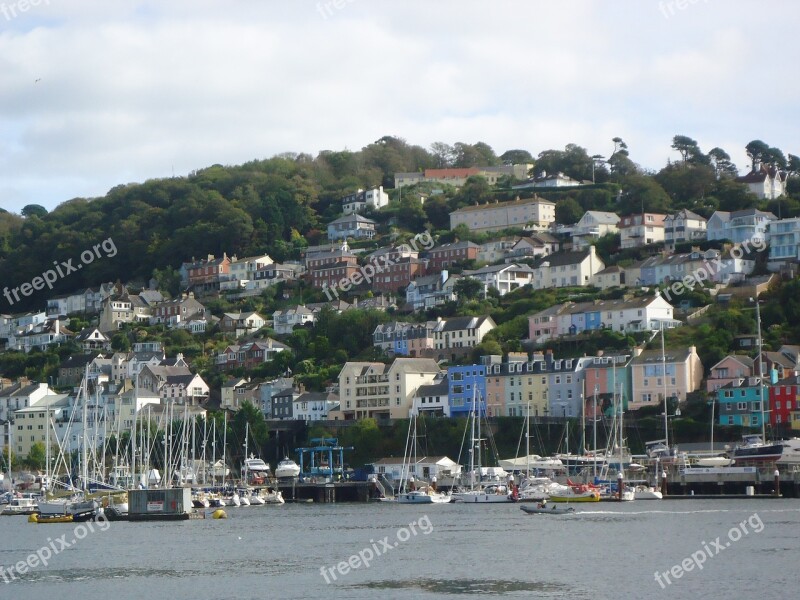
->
[212,509,227,519]
[28,514,39,523]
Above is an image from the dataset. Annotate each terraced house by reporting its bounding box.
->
[335,358,442,420]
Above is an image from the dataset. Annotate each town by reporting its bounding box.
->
[2,136,800,509]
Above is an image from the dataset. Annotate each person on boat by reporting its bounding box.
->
[541,498,547,508]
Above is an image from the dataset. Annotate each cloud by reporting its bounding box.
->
[0,0,799,213]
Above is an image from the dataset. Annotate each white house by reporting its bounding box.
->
[664,209,707,246]
[342,187,390,215]
[371,455,462,484]
[706,209,776,245]
[529,246,605,290]
[462,263,535,296]
[527,294,677,342]
[619,213,667,249]
[272,305,315,335]
[736,165,787,200]
[768,217,800,270]
[410,375,450,417]
[292,391,338,421]
[571,211,620,249]
[327,214,377,241]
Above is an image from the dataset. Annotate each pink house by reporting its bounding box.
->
[706,355,754,393]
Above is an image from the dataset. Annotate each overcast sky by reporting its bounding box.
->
[1,0,798,214]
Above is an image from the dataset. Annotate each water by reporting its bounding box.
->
[1,499,798,600]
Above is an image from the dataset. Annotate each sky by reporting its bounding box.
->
[1,0,799,214]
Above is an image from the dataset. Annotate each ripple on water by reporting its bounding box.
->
[349,578,579,597]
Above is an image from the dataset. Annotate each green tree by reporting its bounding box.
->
[26,442,46,470]
[555,197,584,224]
[454,277,483,302]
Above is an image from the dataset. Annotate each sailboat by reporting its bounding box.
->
[395,416,450,504]
[451,390,516,503]
[38,369,99,518]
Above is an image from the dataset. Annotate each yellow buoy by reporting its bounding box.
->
[28,514,39,523]
[212,509,227,519]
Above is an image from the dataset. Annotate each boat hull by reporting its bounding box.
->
[548,492,600,503]
[451,491,514,503]
[520,505,575,515]
[395,492,451,504]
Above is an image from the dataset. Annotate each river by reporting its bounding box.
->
[1,499,798,599]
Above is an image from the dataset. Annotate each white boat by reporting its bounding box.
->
[776,438,800,465]
[394,417,451,504]
[499,455,566,472]
[260,488,284,505]
[275,458,301,479]
[247,490,265,505]
[633,485,663,500]
[396,489,451,504]
[695,456,735,468]
[451,483,515,503]
[518,478,568,502]
[239,492,250,506]
[243,457,270,484]
[451,390,515,504]
[1,496,39,515]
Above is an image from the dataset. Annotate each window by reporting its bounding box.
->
[737,402,747,410]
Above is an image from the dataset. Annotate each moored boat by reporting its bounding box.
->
[275,458,301,479]
[730,435,783,462]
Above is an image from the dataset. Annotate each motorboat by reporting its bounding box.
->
[776,438,800,465]
[260,488,285,505]
[275,458,301,479]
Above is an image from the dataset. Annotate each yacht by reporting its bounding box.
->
[1,495,39,515]
[776,438,800,465]
[275,457,301,479]
[244,458,271,484]
[730,435,784,462]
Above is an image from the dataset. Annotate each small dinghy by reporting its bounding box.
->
[520,503,576,515]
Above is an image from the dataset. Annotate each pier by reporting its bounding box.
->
[276,480,380,503]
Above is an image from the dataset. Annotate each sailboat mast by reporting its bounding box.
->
[525,402,530,478]
[661,324,669,449]
[244,421,249,486]
[755,297,766,440]
[132,374,138,488]
[581,379,586,455]
[81,369,88,491]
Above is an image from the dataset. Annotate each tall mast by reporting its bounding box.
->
[525,402,530,478]
[132,374,138,488]
[755,297,766,440]
[581,378,586,455]
[661,324,669,450]
[81,367,88,492]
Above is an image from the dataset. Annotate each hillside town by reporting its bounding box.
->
[2,153,800,470]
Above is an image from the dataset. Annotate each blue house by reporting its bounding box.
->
[716,377,767,428]
[447,365,487,417]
